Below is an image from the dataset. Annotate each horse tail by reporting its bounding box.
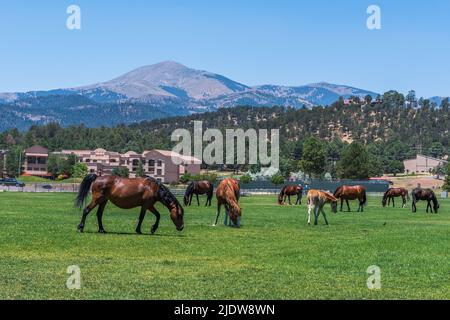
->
[75,173,98,208]
[362,188,367,206]
[208,183,214,197]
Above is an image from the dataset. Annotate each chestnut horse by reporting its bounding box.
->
[382,188,409,208]
[334,185,367,212]
[307,190,338,225]
[278,185,303,205]
[184,180,214,207]
[411,188,439,213]
[75,174,184,234]
[213,178,241,228]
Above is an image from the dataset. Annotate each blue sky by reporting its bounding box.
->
[0,0,449,97]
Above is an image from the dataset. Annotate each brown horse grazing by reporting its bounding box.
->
[412,188,439,214]
[278,185,303,205]
[334,185,367,212]
[213,178,241,228]
[184,181,214,207]
[382,188,410,208]
[307,190,338,225]
[75,174,184,234]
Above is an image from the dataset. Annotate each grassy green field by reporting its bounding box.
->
[0,192,448,300]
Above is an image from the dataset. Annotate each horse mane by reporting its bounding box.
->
[333,186,343,197]
[185,181,195,197]
[321,191,338,203]
[146,176,182,209]
[383,188,392,201]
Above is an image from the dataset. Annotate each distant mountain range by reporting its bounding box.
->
[0,61,445,131]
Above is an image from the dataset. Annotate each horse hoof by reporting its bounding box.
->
[136,230,143,235]
[98,230,107,234]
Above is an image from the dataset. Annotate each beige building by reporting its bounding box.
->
[60,148,201,183]
[403,154,448,174]
[23,146,51,177]
[59,148,122,176]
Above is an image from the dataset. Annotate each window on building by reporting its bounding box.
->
[157,169,162,175]
[157,160,163,166]
[148,160,155,166]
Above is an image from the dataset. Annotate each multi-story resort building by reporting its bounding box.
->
[23,146,201,183]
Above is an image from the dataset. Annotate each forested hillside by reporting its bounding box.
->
[1,97,449,177]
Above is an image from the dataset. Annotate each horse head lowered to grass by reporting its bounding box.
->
[75,174,184,234]
[213,178,241,228]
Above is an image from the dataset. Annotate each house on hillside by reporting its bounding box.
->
[403,154,448,174]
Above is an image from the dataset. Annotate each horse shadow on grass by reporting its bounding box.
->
[80,230,187,238]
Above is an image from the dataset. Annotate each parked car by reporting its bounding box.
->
[0,178,26,188]
[41,184,53,190]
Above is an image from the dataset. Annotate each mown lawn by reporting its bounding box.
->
[0,192,448,300]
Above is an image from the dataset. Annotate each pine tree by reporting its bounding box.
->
[299,137,326,178]
[338,142,370,179]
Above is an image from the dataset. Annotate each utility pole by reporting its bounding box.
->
[18,151,22,177]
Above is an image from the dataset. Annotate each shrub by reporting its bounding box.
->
[71,163,89,179]
[179,173,192,184]
[443,176,450,192]
[240,174,252,184]
[271,174,285,185]
[111,167,130,178]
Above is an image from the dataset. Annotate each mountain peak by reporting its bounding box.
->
[134,60,189,72]
[79,61,248,100]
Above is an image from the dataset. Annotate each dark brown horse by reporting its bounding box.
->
[184,180,214,207]
[213,178,241,228]
[278,185,303,205]
[412,188,439,213]
[382,188,409,208]
[334,185,367,212]
[75,174,184,234]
